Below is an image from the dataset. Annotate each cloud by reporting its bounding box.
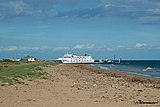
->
[0,0,96,19]
[104,4,110,9]
[0,0,136,19]
[106,47,113,51]
[138,8,160,24]
[0,1,28,15]
[0,0,160,24]
[148,8,160,14]
[10,1,26,14]
[72,44,95,50]
[6,46,18,51]
[0,46,50,52]
[99,0,160,24]
[135,43,146,48]
[52,44,95,51]
[0,44,96,52]
[53,47,70,51]
[73,45,83,49]
[0,1,55,19]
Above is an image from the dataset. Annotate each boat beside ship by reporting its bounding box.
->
[56,54,94,64]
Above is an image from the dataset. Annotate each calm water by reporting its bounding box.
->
[93,60,160,79]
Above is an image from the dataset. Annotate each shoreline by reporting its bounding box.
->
[0,64,160,107]
[88,64,160,85]
[91,63,160,80]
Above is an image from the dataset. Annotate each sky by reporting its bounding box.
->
[0,0,160,60]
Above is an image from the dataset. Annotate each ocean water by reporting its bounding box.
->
[93,60,160,79]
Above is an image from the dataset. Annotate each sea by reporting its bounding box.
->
[92,60,160,79]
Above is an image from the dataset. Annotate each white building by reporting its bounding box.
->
[15,59,21,62]
[28,58,36,62]
[56,54,94,64]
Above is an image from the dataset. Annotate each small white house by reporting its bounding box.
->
[15,59,21,62]
[28,58,36,62]
[21,55,36,62]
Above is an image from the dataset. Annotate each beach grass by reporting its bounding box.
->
[0,61,58,85]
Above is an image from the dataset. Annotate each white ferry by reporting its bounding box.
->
[56,54,94,64]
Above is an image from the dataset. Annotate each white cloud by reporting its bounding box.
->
[54,47,70,51]
[148,8,160,14]
[0,46,51,52]
[7,46,18,51]
[12,2,25,14]
[0,1,27,15]
[104,4,110,9]
[135,43,146,48]
[106,47,113,51]
[52,44,95,51]
[0,46,16,51]
[0,44,95,52]
[0,1,45,18]
[73,45,83,49]
[72,44,95,50]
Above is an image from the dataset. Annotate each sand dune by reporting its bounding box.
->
[0,64,160,107]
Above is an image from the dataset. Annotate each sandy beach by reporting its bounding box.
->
[0,64,160,107]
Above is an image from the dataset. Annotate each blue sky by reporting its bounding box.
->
[0,0,160,60]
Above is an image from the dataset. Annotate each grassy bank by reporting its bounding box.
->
[0,61,58,85]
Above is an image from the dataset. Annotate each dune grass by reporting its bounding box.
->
[0,61,58,85]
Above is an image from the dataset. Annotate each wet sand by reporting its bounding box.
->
[0,64,160,107]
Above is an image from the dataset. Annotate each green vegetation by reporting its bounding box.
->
[0,61,58,85]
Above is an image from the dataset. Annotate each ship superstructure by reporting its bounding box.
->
[56,54,94,63]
